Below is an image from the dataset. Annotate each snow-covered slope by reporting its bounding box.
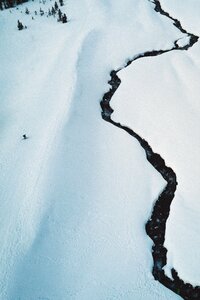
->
[158,0,200,286]
[0,0,197,299]
[112,0,200,287]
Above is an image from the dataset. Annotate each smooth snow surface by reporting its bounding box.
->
[0,0,194,298]
[112,0,200,287]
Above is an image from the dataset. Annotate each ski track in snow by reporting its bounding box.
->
[101,0,199,299]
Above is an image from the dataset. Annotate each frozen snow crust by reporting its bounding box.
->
[0,0,199,299]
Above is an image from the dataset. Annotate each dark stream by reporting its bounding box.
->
[100,1,199,299]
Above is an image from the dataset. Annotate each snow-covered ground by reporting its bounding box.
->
[159,0,200,286]
[0,0,196,298]
[112,0,200,287]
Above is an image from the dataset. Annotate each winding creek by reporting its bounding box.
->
[100,1,199,299]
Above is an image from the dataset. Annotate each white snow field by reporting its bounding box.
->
[0,0,193,299]
[112,0,200,288]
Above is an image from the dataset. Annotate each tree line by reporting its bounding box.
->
[17,1,68,30]
[0,0,28,10]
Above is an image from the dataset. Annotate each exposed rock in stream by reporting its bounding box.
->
[100,1,199,299]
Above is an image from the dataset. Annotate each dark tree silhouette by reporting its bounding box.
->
[54,1,58,10]
[40,7,44,15]
[58,8,62,21]
[51,6,55,15]
[17,20,24,30]
[62,13,67,23]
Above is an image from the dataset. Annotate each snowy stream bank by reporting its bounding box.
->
[101,1,199,299]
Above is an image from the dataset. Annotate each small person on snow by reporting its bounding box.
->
[23,134,28,140]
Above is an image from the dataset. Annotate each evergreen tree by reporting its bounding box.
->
[0,1,3,10]
[58,8,62,21]
[59,0,63,6]
[17,20,24,30]
[25,7,29,14]
[40,7,44,15]
[51,6,55,15]
[62,13,67,23]
[54,1,58,10]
